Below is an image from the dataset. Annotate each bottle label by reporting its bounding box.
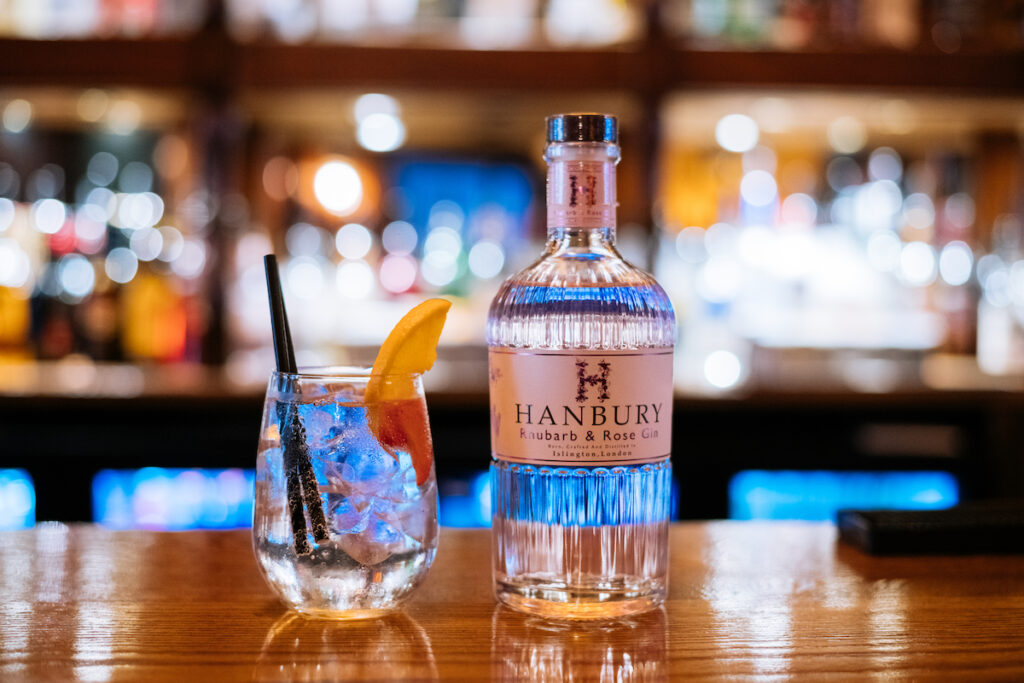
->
[547,160,616,229]
[488,348,673,466]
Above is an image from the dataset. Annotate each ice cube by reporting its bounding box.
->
[336,435,399,496]
[389,482,436,544]
[328,494,370,534]
[336,526,394,566]
[294,400,342,455]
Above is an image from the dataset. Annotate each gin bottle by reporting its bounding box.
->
[487,114,675,619]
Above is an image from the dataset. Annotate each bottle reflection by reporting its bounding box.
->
[254,612,437,682]
[491,607,668,682]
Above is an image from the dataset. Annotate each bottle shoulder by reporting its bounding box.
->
[486,251,676,350]
[497,250,668,293]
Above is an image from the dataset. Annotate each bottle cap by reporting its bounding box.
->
[546,113,617,144]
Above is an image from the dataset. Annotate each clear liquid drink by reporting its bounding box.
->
[487,114,676,619]
[253,369,438,619]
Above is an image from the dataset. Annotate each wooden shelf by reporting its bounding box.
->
[2,37,1022,94]
[669,48,1024,92]
[237,43,643,91]
[0,38,201,89]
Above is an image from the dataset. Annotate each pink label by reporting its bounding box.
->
[488,349,673,466]
[547,160,616,229]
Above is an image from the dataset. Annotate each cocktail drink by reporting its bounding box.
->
[253,368,438,619]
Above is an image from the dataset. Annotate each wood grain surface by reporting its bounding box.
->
[0,523,1021,681]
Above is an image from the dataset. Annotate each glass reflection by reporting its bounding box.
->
[73,603,115,683]
[867,580,909,670]
[491,607,667,682]
[254,612,437,682]
[702,524,795,677]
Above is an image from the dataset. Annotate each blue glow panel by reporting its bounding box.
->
[93,468,254,530]
[729,470,959,521]
[0,469,35,530]
[439,471,492,527]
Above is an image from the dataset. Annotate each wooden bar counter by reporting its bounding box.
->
[1,523,1021,681]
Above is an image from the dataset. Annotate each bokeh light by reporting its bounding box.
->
[424,226,463,265]
[939,241,973,286]
[76,89,109,123]
[868,147,903,182]
[335,222,373,259]
[357,113,406,153]
[715,114,759,153]
[354,93,399,121]
[826,156,862,192]
[827,116,867,154]
[739,170,777,207]
[116,192,163,230]
[704,350,743,389]
[28,164,63,199]
[286,222,325,257]
[780,193,817,228]
[900,241,937,286]
[313,160,363,216]
[85,187,116,221]
[903,193,936,230]
[0,239,31,288]
[0,198,15,233]
[285,256,324,299]
[130,226,163,261]
[119,161,154,193]
[675,226,707,264]
[2,99,32,133]
[31,198,66,234]
[468,239,505,279]
[107,99,141,135]
[157,226,184,262]
[74,213,107,254]
[945,192,976,230]
[262,156,298,201]
[171,240,207,279]
[382,220,418,255]
[379,254,417,293]
[58,253,95,298]
[0,470,34,530]
[429,200,465,231]
[105,247,139,284]
[87,152,119,187]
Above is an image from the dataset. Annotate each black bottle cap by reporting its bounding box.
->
[546,113,617,143]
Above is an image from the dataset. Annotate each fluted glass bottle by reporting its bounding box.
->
[487,114,675,619]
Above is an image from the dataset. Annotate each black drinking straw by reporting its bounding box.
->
[264,255,328,554]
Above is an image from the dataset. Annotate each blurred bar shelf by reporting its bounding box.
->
[2,359,1022,522]
[1,37,1022,93]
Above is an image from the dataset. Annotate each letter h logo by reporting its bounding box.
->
[576,359,610,403]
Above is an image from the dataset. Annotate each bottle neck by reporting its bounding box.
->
[545,141,619,244]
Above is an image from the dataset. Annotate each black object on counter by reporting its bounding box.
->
[839,501,1024,555]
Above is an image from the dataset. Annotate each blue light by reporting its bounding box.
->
[0,469,35,530]
[93,468,254,530]
[439,470,492,527]
[729,470,959,521]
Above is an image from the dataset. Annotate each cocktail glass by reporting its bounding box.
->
[253,367,438,619]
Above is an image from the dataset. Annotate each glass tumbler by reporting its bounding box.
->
[253,367,439,619]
